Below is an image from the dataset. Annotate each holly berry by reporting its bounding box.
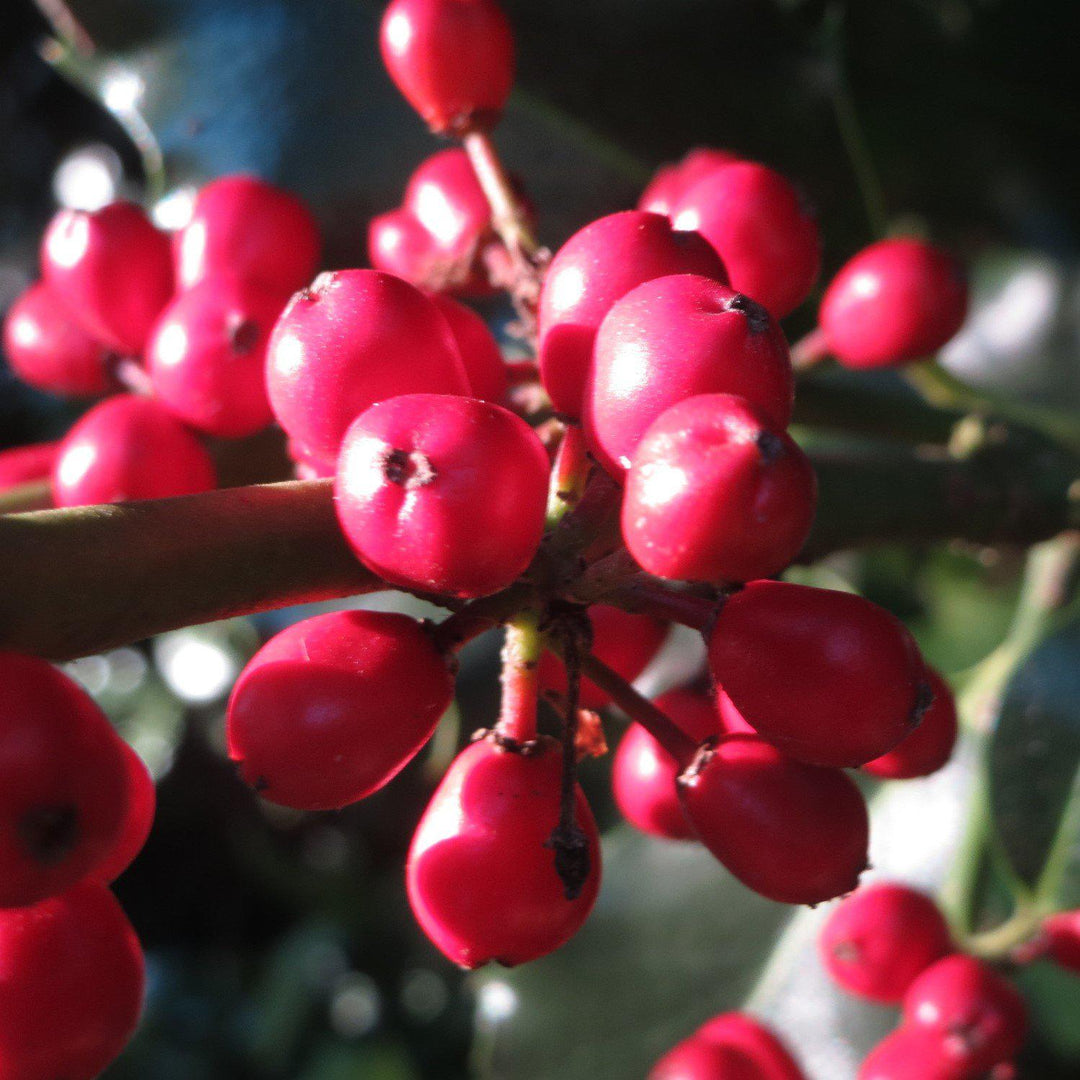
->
[638,147,743,217]
[819,883,953,1003]
[430,294,508,402]
[1040,911,1080,973]
[649,1037,760,1080]
[0,880,144,1080]
[2,282,115,397]
[404,147,493,262]
[288,440,337,480]
[695,1013,805,1080]
[52,394,217,508]
[380,0,515,134]
[819,238,968,369]
[677,734,869,905]
[227,610,454,810]
[864,668,958,780]
[716,690,755,736]
[672,162,820,319]
[537,211,727,417]
[0,442,60,491]
[41,201,173,355]
[147,276,289,438]
[903,954,1027,1073]
[265,269,470,460]
[708,581,928,768]
[538,604,669,712]
[858,1027,978,1080]
[622,393,816,584]
[93,743,155,884]
[368,207,439,284]
[175,174,321,294]
[612,688,718,841]
[335,393,549,598]
[406,735,601,968]
[0,652,131,909]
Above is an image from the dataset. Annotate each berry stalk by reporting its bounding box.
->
[497,608,545,744]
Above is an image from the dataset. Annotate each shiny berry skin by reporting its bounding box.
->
[716,689,755,736]
[695,1013,805,1080]
[176,174,321,294]
[227,610,454,810]
[335,394,549,598]
[380,0,515,134]
[678,735,869,905]
[612,688,718,841]
[864,668,958,780]
[820,239,968,369]
[903,955,1027,1072]
[0,441,60,490]
[404,147,492,261]
[406,735,601,968]
[538,604,669,712]
[708,581,928,768]
[430,294,508,402]
[52,395,217,508]
[639,148,743,217]
[2,282,115,397]
[858,1028,977,1080]
[147,276,289,438]
[41,201,173,355]
[584,275,794,476]
[288,440,337,480]
[93,743,155,884]
[650,1037,759,1080]
[0,652,130,909]
[819,883,953,1003]
[0,880,144,1080]
[622,394,816,584]
[368,207,436,282]
[673,162,821,318]
[1040,911,1080,972]
[537,211,727,417]
[266,269,470,460]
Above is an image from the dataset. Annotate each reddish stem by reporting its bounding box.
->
[791,326,831,371]
[496,612,544,744]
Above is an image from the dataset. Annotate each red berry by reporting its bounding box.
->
[538,604,669,712]
[612,688,718,841]
[430,294,508,402]
[903,955,1027,1072]
[227,610,454,810]
[708,581,928,768]
[0,652,131,908]
[93,743,155,884]
[638,148,743,217]
[369,207,438,283]
[288,439,337,480]
[622,394,816,583]
[1040,911,1080,973]
[650,1037,760,1080]
[820,239,967,369]
[819,883,953,1003]
[41,201,173,356]
[673,162,821,318]
[858,1027,978,1080]
[147,276,289,438]
[716,690,755,736]
[266,269,469,460]
[380,0,515,134]
[537,211,727,417]
[176,174,321,294]
[406,735,600,968]
[678,734,869,905]
[0,880,144,1080]
[2,282,115,396]
[0,441,60,491]
[335,394,549,598]
[584,276,794,476]
[864,668,958,780]
[695,1013,805,1080]
[52,394,217,508]
[403,147,492,262]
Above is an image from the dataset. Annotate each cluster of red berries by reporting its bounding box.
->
[650,1011,806,1079]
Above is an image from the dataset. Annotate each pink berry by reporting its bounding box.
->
[287,440,337,480]
[650,1037,760,1080]
[406,735,601,968]
[584,275,794,476]
[858,1027,978,1080]
[227,611,454,810]
[903,955,1027,1073]
[335,394,549,598]
[638,147,744,217]
[622,393,817,584]
[41,201,173,355]
[819,883,953,1003]
[429,294,508,402]
[612,688,718,841]
[52,395,216,508]
[369,207,437,282]
[380,0,514,134]
[695,1013,805,1080]
[147,276,289,438]
[708,581,928,768]
[820,239,967,369]
[265,269,470,461]
[403,147,492,262]
[176,174,321,294]
[2,282,115,396]
[864,668,958,780]
[0,441,60,491]
[678,734,869,905]
[93,742,155,884]
[537,211,727,417]
[673,162,821,318]
[1040,911,1080,973]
